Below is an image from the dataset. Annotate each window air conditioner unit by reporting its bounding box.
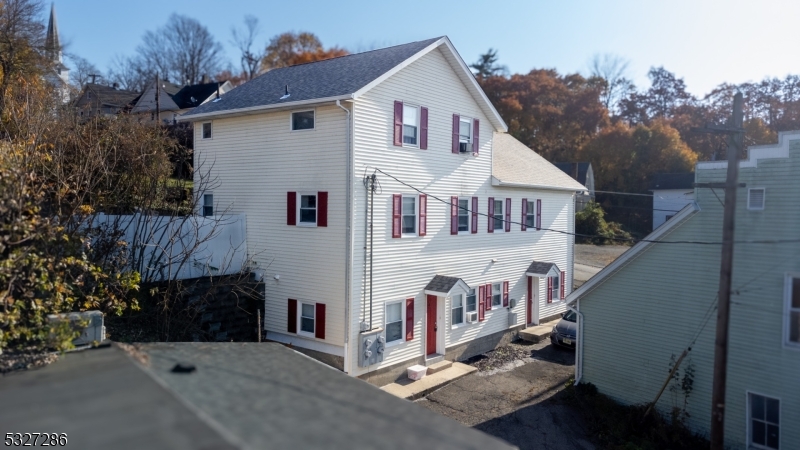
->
[466,311,478,323]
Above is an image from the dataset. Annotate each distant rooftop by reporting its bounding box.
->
[553,162,591,186]
[650,173,695,190]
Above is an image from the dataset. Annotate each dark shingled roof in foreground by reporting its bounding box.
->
[0,343,514,450]
[527,261,557,275]
[184,37,442,117]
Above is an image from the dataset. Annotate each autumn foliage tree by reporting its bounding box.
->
[260,32,348,70]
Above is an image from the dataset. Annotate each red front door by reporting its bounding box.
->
[426,294,438,356]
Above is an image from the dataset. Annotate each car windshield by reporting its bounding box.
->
[563,310,577,323]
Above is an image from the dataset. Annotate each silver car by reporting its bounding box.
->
[550,310,577,349]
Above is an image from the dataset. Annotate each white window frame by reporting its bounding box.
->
[201,122,212,140]
[297,193,318,227]
[457,197,471,234]
[384,300,405,346]
[525,199,536,230]
[783,273,800,350]
[401,194,418,237]
[746,391,780,450]
[465,288,477,314]
[451,294,465,328]
[748,187,766,211]
[491,282,502,307]
[550,274,561,301]
[202,192,214,217]
[402,104,419,148]
[458,116,473,154]
[290,109,315,131]
[298,301,316,338]
[493,199,504,233]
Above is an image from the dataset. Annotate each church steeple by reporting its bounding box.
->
[45,3,61,63]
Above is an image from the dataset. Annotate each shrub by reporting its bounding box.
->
[575,202,633,245]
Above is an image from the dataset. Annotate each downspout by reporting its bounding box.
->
[567,299,584,383]
[336,100,352,374]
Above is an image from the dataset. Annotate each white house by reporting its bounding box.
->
[182,36,585,384]
[650,172,695,230]
[132,79,233,124]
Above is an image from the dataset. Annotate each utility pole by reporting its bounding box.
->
[695,92,743,449]
[155,73,160,123]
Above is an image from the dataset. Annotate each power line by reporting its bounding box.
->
[369,167,800,246]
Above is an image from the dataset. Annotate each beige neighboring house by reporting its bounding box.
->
[131,79,233,124]
[73,83,141,118]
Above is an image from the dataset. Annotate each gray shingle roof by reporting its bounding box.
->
[184,37,442,118]
[424,275,466,294]
[527,261,557,275]
[493,133,587,191]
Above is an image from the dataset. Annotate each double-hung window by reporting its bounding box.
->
[525,200,536,229]
[385,301,403,344]
[492,283,502,307]
[458,117,472,153]
[299,194,317,225]
[202,122,212,139]
[402,196,417,235]
[202,193,213,217]
[452,294,464,326]
[466,289,477,314]
[550,275,561,301]
[402,105,418,146]
[493,199,504,232]
[748,392,779,449]
[458,198,470,232]
[785,276,800,347]
[299,302,315,336]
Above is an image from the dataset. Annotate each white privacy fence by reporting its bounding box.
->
[93,213,247,282]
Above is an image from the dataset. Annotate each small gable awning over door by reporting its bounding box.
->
[423,275,470,296]
[525,261,560,278]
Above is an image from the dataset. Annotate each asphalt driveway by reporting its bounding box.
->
[417,341,594,450]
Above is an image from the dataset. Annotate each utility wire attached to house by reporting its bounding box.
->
[367,167,800,246]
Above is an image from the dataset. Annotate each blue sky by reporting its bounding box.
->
[56,0,799,96]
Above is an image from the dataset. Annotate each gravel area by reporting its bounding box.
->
[0,349,59,375]
[464,342,533,372]
[575,244,629,268]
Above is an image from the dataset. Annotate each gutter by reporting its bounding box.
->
[336,99,353,375]
[491,177,587,193]
[567,300,585,384]
[179,94,354,122]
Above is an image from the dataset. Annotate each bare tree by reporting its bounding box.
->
[589,53,635,115]
[66,54,102,87]
[230,15,264,81]
[0,0,45,109]
[106,54,150,92]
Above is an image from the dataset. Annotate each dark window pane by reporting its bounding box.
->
[459,141,469,153]
[752,394,765,420]
[292,111,314,130]
[752,420,766,446]
[766,424,779,449]
[526,215,535,228]
[466,290,476,312]
[790,311,800,343]
[402,215,415,234]
[301,195,316,208]
[403,125,417,145]
[203,206,213,217]
[300,209,316,223]
[766,398,780,424]
[386,321,402,342]
[202,123,211,139]
[458,214,469,231]
[792,278,800,308]
[453,307,463,325]
[402,197,415,215]
[301,317,314,333]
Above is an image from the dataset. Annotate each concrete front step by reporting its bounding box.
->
[426,360,452,374]
[381,362,476,400]
[519,319,560,343]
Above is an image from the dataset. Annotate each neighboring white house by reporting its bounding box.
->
[650,172,695,230]
[132,79,233,124]
[567,132,800,449]
[554,162,595,211]
[182,36,585,384]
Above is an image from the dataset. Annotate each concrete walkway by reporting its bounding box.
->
[519,319,559,343]
[381,362,477,400]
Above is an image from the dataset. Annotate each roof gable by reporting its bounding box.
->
[181,37,506,131]
[424,275,470,296]
[526,261,560,277]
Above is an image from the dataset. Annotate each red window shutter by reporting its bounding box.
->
[406,297,414,341]
[317,192,328,227]
[315,303,326,339]
[521,198,528,231]
[547,277,553,303]
[392,194,402,238]
[505,198,511,232]
[488,197,495,233]
[478,285,485,321]
[450,196,458,235]
[471,196,478,234]
[536,199,542,231]
[287,298,297,333]
[287,192,297,226]
[452,114,460,154]
[393,101,403,146]
[418,194,427,236]
[485,283,492,310]
[472,118,480,154]
[420,107,429,150]
[560,271,566,300]
[503,281,509,307]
